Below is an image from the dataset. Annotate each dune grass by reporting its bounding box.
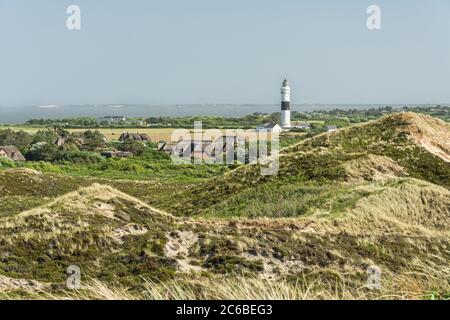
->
[5,258,448,300]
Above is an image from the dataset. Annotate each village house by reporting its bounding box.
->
[326,125,338,132]
[292,122,311,130]
[119,132,151,142]
[127,119,149,126]
[0,146,26,161]
[158,139,214,160]
[54,133,109,147]
[192,140,214,160]
[158,142,179,155]
[215,135,239,148]
[54,136,83,147]
[256,122,282,133]
[211,135,241,158]
[103,116,127,122]
[159,134,253,162]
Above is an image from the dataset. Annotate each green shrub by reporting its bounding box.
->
[118,141,145,156]
[0,157,16,169]
[25,161,62,173]
[56,151,103,164]
[25,142,61,162]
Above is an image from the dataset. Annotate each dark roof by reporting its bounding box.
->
[215,135,237,142]
[261,122,278,129]
[119,133,151,142]
[193,142,212,152]
[54,136,67,146]
[282,78,289,87]
[161,142,178,152]
[54,136,85,146]
[0,146,26,161]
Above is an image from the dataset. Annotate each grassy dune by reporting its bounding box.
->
[0,113,449,300]
[3,260,449,300]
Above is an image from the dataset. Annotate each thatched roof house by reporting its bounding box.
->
[0,146,26,161]
[119,132,151,142]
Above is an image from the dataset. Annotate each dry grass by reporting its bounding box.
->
[3,127,178,142]
[398,112,450,162]
[4,127,263,142]
[69,128,177,142]
[342,179,449,236]
[10,258,448,300]
[0,183,173,243]
[343,154,405,181]
[294,178,449,236]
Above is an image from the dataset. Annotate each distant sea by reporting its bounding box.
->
[0,104,437,124]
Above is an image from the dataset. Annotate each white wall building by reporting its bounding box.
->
[256,122,282,133]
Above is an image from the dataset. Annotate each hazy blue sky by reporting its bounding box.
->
[1,0,449,106]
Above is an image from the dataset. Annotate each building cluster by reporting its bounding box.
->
[0,131,153,163]
[118,132,151,142]
[1,79,341,164]
[158,135,240,161]
[155,78,340,161]
[101,116,148,127]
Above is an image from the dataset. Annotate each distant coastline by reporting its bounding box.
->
[0,104,446,124]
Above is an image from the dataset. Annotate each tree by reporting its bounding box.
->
[83,130,106,151]
[118,140,145,155]
[0,129,33,150]
[33,129,58,144]
[26,142,61,162]
[54,126,70,138]
[0,157,16,169]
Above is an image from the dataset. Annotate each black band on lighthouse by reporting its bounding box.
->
[281,101,290,110]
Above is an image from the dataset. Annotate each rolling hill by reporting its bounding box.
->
[0,183,176,288]
[0,112,448,299]
[164,112,450,216]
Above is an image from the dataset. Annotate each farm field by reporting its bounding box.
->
[69,128,177,142]
[1,126,281,142]
[1,127,177,142]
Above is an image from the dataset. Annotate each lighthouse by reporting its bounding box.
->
[280,78,291,128]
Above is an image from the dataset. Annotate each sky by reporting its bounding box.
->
[1,0,449,107]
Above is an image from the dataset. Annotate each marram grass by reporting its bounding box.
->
[3,259,449,300]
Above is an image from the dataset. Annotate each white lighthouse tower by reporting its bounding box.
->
[280,78,291,129]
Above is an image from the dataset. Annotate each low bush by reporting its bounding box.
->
[56,150,104,164]
[0,157,16,169]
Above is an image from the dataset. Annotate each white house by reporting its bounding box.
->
[326,125,338,132]
[293,122,311,130]
[256,122,282,133]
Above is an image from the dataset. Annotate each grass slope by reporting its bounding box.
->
[164,113,450,217]
[0,184,176,287]
[0,113,449,299]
